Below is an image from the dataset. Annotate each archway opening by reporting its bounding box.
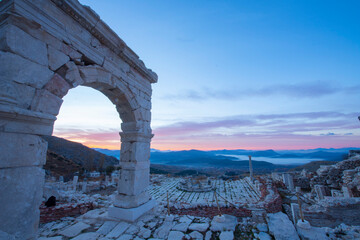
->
[43,84,125,181]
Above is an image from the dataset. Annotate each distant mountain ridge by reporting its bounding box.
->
[94,147,357,163]
[43,136,119,172]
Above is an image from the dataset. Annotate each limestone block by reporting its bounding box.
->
[105,222,130,238]
[31,89,63,116]
[64,62,84,87]
[189,223,209,232]
[79,65,113,86]
[267,212,300,240]
[59,222,90,238]
[219,231,234,240]
[0,104,55,136]
[0,166,44,239]
[96,221,118,236]
[117,168,149,196]
[48,45,70,71]
[172,222,191,232]
[139,97,151,110]
[0,132,47,168]
[168,231,185,240]
[0,51,53,89]
[44,74,72,98]
[210,214,237,231]
[60,43,82,61]
[0,24,48,66]
[153,221,174,239]
[121,122,152,136]
[257,232,272,240]
[12,82,36,109]
[120,141,151,163]
[103,57,129,80]
[189,230,203,239]
[109,200,156,223]
[114,191,151,208]
[117,234,133,240]
[72,232,100,240]
[138,227,151,238]
[291,203,301,224]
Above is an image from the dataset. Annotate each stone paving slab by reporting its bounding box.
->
[59,222,90,238]
[106,222,130,238]
[72,232,100,240]
[96,221,118,236]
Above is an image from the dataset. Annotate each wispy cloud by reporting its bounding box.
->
[153,111,359,138]
[164,82,360,101]
[53,111,360,150]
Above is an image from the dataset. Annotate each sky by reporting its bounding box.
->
[54,0,360,150]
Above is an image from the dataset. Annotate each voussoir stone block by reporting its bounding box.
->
[48,45,70,71]
[0,132,47,168]
[0,51,53,89]
[0,24,48,66]
[79,65,113,86]
[44,73,72,98]
[64,62,84,87]
[31,89,63,116]
[0,166,44,239]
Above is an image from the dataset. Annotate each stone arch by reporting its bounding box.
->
[0,0,157,238]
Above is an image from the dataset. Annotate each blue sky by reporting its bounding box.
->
[54,0,360,150]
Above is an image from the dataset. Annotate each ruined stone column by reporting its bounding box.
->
[108,131,155,221]
[248,155,254,182]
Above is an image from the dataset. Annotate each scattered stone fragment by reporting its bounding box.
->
[96,221,118,235]
[257,232,272,240]
[210,215,237,232]
[168,230,185,240]
[138,227,151,238]
[153,221,173,239]
[117,234,134,240]
[189,223,209,232]
[71,232,99,240]
[205,231,212,240]
[38,237,62,240]
[125,224,139,235]
[172,222,190,232]
[267,212,300,240]
[106,222,130,238]
[219,231,234,240]
[257,223,268,232]
[189,230,203,239]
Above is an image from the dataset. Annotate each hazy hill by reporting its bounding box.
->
[42,136,119,172]
[44,150,83,181]
[149,149,282,170]
[290,160,335,172]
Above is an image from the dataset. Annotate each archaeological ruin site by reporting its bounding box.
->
[0,0,359,240]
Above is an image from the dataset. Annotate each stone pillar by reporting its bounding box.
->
[82,181,87,193]
[105,175,109,186]
[314,185,326,200]
[108,131,155,222]
[342,186,353,198]
[0,79,54,238]
[248,155,253,182]
[282,173,294,192]
[291,203,301,224]
[72,176,78,191]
